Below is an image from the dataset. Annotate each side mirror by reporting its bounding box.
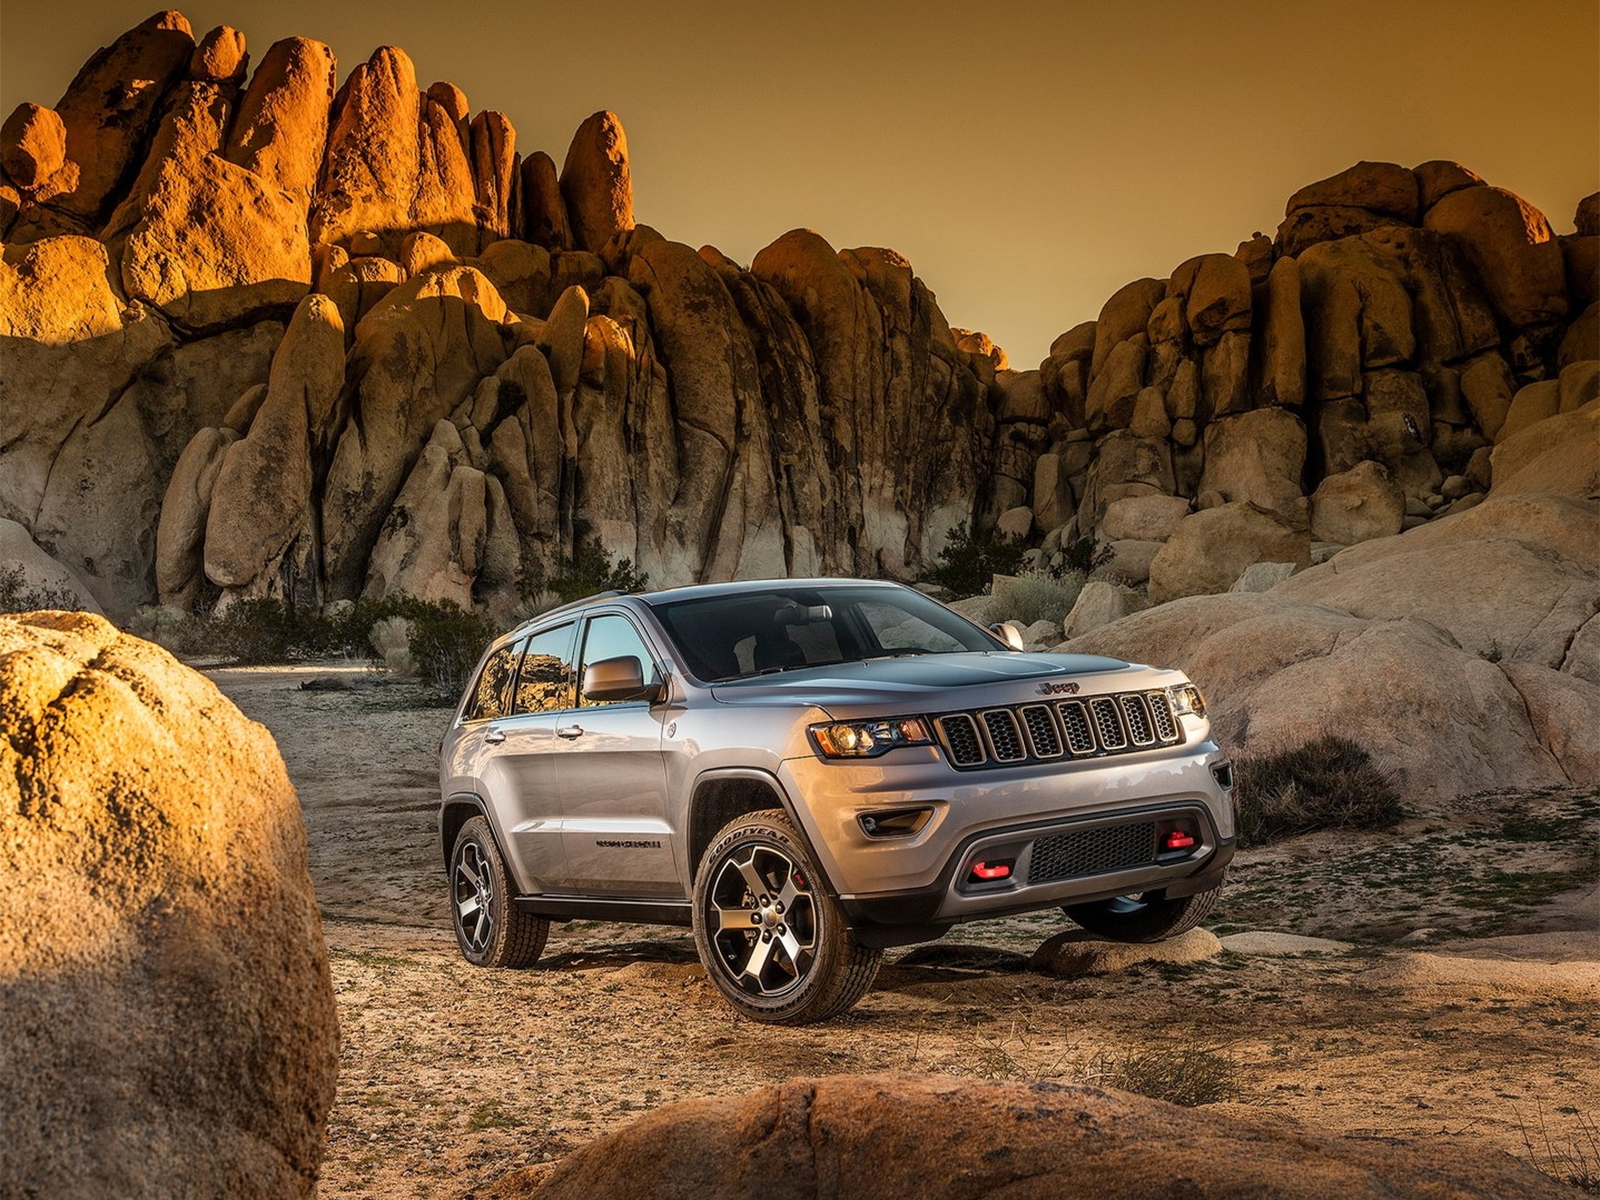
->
[989,621,1026,652]
[581,655,663,703]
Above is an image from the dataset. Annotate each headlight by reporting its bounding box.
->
[810,717,933,759]
[1168,683,1207,717]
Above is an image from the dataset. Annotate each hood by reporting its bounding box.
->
[708,651,1140,710]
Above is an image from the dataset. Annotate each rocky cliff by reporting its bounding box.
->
[1,12,1595,620]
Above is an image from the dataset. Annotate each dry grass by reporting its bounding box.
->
[1517,1107,1600,1193]
[1084,1046,1238,1107]
[1233,736,1403,847]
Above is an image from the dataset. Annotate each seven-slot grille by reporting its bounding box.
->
[933,690,1183,769]
[1030,821,1159,883]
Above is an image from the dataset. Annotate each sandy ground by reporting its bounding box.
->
[207,663,1600,1198]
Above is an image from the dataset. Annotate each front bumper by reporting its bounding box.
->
[776,737,1235,945]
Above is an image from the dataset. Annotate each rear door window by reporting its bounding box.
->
[511,623,578,714]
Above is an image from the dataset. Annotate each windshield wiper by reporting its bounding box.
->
[864,649,931,660]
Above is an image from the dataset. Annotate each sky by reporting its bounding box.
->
[3,0,1597,365]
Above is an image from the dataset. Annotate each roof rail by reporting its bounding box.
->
[521,589,629,626]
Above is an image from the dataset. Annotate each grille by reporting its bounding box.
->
[1058,701,1096,754]
[1121,694,1156,746]
[934,689,1184,770]
[1089,697,1127,750]
[1019,705,1062,758]
[938,713,985,766]
[1030,821,1158,883]
[981,710,1027,762]
[1147,691,1178,742]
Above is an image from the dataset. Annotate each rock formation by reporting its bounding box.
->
[483,1073,1575,1199]
[0,611,338,1196]
[0,14,1594,623]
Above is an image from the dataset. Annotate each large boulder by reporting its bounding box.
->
[1286,161,1420,221]
[1309,460,1405,545]
[0,612,337,1195]
[48,12,195,224]
[1424,186,1568,329]
[512,1073,1571,1200]
[560,110,635,254]
[1,102,67,187]
[1063,579,1148,639]
[224,37,338,208]
[1197,408,1309,525]
[1148,503,1311,605]
[1488,401,1600,501]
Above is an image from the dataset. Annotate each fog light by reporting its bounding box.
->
[969,860,1013,882]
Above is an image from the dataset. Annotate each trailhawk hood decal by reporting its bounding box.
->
[708,652,1135,708]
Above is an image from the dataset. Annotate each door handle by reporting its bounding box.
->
[556,725,585,740]
[483,728,506,745]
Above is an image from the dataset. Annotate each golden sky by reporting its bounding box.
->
[4,0,1597,364]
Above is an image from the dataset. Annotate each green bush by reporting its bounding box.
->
[1059,534,1113,575]
[993,569,1089,627]
[0,564,84,614]
[520,536,649,611]
[405,603,499,697]
[208,597,302,664]
[1233,736,1404,847]
[920,521,1028,599]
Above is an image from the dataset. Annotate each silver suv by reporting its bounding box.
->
[438,579,1235,1024]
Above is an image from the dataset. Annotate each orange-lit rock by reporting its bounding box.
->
[0,611,337,1197]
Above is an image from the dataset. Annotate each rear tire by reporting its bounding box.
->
[1064,879,1225,944]
[450,816,548,968]
[692,809,881,1024]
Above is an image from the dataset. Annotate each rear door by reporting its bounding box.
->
[479,622,577,894]
[553,611,678,896]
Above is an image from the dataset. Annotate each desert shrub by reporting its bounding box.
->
[0,564,83,614]
[369,615,417,676]
[920,521,1028,599]
[209,597,301,664]
[1085,1046,1236,1107]
[1059,534,1114,575]
[405,603,498,697]
[993,568,1089,627]
[1232,736,1403,847]
[1518,1107,1600,1194]
[521,537,648,610]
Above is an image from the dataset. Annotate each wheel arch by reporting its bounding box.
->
[686,768,836,894]
[440,792,493,874]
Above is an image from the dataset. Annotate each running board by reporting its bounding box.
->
[514,895,693,927]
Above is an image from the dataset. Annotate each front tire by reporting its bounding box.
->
[1064,879,1225,944]
[692,809,881,1025]
[450,816,548,967]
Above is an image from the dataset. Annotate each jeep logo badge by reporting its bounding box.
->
[1038,681,1081,696]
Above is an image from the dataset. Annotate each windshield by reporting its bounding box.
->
[647,584,1002,682]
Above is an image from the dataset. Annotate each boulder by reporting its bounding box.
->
[1197,409,1308,526]
[1274,492,1599,669]
[204,294,346,605]
[520,150,572,250]
[1169,253,1251,346]
[1286,161,1420,222]
[49,12,195,223]
[1091,539,1164,587]
[1091,278,1165,378]
[1413,160,1485,211]
[1577,191,1599,238]
[1488,402,1599,501]
[996,506,1034,541]
[994,368,1047,422]
[1128,386,1170,439]
[561,110,634,254]
[1031,453,1077,532]
[1424,186,1568,329]
[513,1073,1572,1200]
[1498,379,1561,443]
[190,24,248,82]
[1085,335,1146,432]
[1062,579,1148,639]
[155,426,239,608]
[1309,460,1405,545]
[0,612,337,1196]
[1560,359,1599,413]
[1459,353,1515,439]
[224,37,337,208]
[1276,206,1408,258]
[0,519,103,613]
[1254,256,1305,408]
[1148,503,1311,605]
[1,102,67,187]
[1100,494,1190,542]
[1033,929,1220,975]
